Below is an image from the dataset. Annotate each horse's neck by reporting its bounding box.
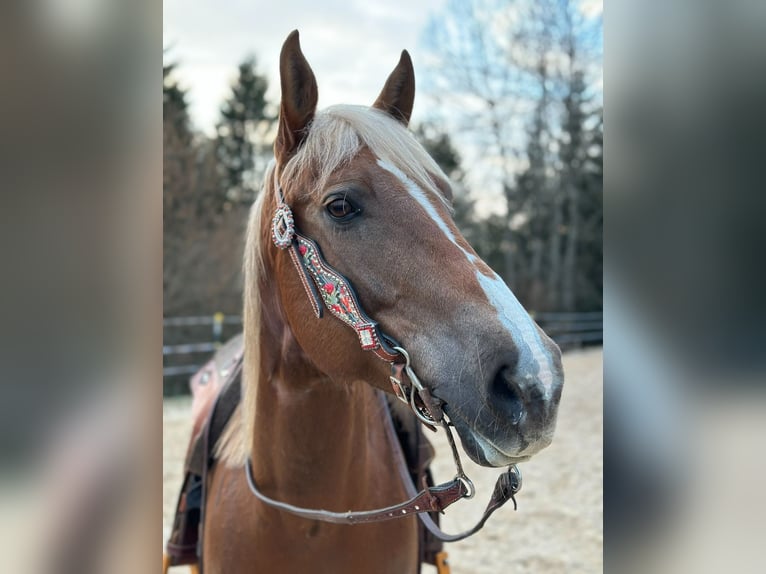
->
[250,341,389,509]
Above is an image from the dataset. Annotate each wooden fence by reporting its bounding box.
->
[163,311,601,391]
[531,311,604,346]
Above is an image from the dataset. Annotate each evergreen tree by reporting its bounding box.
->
[164,58,197,313]
[163,61,192,146]
[422,0,603,313]
[163,56,249,318]
[558,69,588,311]
[414,123,462,178]
[214,56,273,206]
[575,106,602,311]
[514,60,555,310]
[163,59,195,225]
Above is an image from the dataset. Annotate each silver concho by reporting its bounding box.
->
[271,204,295,249]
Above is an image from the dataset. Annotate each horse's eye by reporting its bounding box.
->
[326,198,358,220]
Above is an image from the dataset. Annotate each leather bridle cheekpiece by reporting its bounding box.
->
[243,169,522,542]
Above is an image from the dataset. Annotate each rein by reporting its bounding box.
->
[245,172,522,541]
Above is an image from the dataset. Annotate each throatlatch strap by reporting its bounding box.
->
[243,392,520,540]
[245,458,468,524]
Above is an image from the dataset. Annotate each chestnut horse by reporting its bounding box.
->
[201,31,564,573]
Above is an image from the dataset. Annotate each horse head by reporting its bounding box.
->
[254,30,564,468]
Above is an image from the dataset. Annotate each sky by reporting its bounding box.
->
[164,0,602,215]
[164,0,447,135]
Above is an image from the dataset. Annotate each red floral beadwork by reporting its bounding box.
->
[294,235,380,350]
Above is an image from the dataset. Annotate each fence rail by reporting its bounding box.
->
[533,311,603,347]
[163,315,243,327]
[163,313,242,385]
[163,311,602,384]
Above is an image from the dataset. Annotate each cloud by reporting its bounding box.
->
[164,0,445,134]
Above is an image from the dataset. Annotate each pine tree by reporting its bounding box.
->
[163,56,249,318]
[514,57,555,310]
[163,61,192,146]
[163,59,195,224]
[421,0,603,313]
[214,56,273,206]
[576,106,602,311]
[164,58,197,312]
[559,69,588,311]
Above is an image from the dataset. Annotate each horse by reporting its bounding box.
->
[198,30,564,574]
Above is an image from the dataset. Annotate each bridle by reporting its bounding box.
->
[243,168,522,542]
[270,180,442,428]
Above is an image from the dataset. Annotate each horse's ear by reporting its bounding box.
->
[373,50,415,126]
[275,30,318,167]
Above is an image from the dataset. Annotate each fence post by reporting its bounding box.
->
[213,312,224,347]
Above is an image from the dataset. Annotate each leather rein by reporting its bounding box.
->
[244,171,521,542]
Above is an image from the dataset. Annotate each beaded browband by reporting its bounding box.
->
[271,187,403,363]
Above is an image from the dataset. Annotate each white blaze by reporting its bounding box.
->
[377,159,556,397]
[475,272,556,394]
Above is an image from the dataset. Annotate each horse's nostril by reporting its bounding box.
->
[490,366,524,424]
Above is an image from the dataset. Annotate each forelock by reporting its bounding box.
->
[281,104,451,207]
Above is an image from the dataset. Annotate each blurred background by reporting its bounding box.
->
[2,0,764,572]
[161,2,604,573]
[162,0,603,390]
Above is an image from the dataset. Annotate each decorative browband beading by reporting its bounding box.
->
[294,235,382,351]
[270,200,388,353]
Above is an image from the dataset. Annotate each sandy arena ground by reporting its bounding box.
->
[163,348,603,573]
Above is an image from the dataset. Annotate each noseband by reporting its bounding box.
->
[243,170,522,542]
